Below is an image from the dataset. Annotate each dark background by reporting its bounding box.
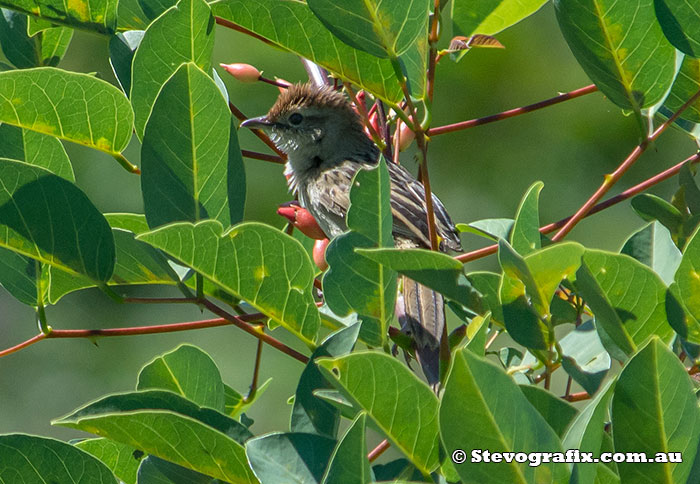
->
[0,3,694,442]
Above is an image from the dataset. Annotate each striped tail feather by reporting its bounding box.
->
[398,275,444,391]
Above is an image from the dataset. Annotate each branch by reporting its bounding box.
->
[562,391,590,402]
[428,84,598,136]
[456,150,700,263]
[242,150,285,164]
[215,16,274,47]
[552,87,700,242]
[367,439,391,462]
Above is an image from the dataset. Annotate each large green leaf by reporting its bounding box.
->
[307,0,428,58]
[55,390,256,484]
[519,385,578,438]
[612,338,700,484]
[138,220,321,346]
[452,0,548,37]
[554,0,676,118]
[246,432,335,484]
[0,0,116,32]
[137,344,225,412]
[210,0,423,102]
[0,68,133,156]
[357,248,478,307]
[620,221,681,285]
[141,62,233,228]
[0,123,73,181]
[323,158,395,348]
[0,158,114,282]
[317,352,439,475]
[655,0,700,57]
[674,225,700,343]
[76,438,142,484]
[0,434,118,483]
[440,347,569,484]
[577,250,674,358]
[130,0,214,137]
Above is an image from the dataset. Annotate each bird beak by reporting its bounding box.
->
[240,115,272,130]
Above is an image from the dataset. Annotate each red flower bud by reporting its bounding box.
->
[220,63,261,83]
[277,203,327,240]
[313,238,330,271]
[397,122,415,151]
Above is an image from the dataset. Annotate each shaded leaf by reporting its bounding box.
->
[559,320,611,395]
[0,434,118,483]
[519,384,578,438]
[109,30,144,95]
[655,0,700,57]
[674,226,700,343]
[620,221,681,285]
[321,412,370,484]
[76,438,142,484]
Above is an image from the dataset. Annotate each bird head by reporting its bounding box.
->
[241,83,377,175]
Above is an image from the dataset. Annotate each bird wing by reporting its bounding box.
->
[301,160,461,252]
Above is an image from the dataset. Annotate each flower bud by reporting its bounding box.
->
[397,122,415,151]
[277,203,327,240]
[220,63,261,83]
[313,238,330,271]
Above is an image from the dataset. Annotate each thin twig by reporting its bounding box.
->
[552,87,700,241]
[562,391,590,402]
[345,83,385,150]
[426,0,441,102]
[368,439,391,462]
[215,16,274,46]
[228,101,286,158]
[428,84,598,136]
[456,151,700,263]
[245,335,264,402]
[241,150,285,164]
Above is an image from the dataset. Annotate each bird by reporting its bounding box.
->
[241,83,462,389]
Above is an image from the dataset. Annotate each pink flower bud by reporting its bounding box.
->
[220,63,261,83]
[277,203,327,240]
[397,122,415,151]
[313,238,330,271]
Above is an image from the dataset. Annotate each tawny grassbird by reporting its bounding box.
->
[241,84,461,388]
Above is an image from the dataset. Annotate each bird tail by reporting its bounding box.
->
[399,275,444,391]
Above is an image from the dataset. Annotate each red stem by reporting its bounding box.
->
[215,16,273,46]
[228,101,286,159]
[242,150,285,164]
[368,439,391,462]
[562,391,590,402]
[428,84,598,136]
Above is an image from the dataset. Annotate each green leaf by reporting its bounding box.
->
[137,456,218,484]
[323,158,396,348]
[679,161,700,215]
[356,248,478,306]
[46,213,184,303]
[138,220,321,346]
[316,352,439,475]
[0,0,116,33]
[109,30,144,95]
[141,62,234,228]
[674,226,700,343]
[499,241,584,349]
[457,218,514,241]
[307,0,428,58]
[0,67,133,157]
[631,193,684,234]
[321,412,370,484]
[224,378,271,418]
[137,344,225,412]
[563,380,616,484]
[38,26,73,66]
[210,0,422,103]
[665,56,700,122]
[0,159,114,282]
[76,438,142,484]
[466,271,504,323]
[55,390,256,484]
[578,250,675,358]
[510,181,543,255]
[0,9,38,67]
[0,434,118,483]
[292,323,361,438]
[116,0,150,29]
[612,337,700,484]
[559,320,611,395]
[440,347,569,484]
[451,0,548,37]
[0,246,38,305]
[655,0,700,57]
[621,221,681,285]
[246,432,335,484]
[554,0,676,119]
[518,384,578,438]
[0,123,74,181]
[130,0,214,137]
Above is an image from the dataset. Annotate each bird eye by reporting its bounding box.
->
[289,112,303,125]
